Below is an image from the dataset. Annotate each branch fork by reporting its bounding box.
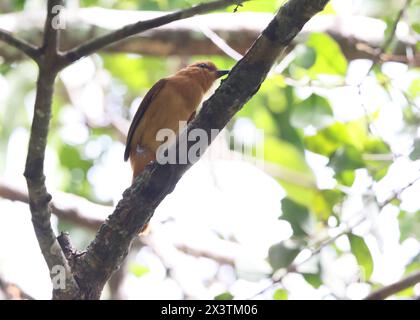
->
[0,0,330,299]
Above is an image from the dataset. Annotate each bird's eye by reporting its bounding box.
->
[197,63,208,69]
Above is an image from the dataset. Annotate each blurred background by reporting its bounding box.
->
[0,0,419,300]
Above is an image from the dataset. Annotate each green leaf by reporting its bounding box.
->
[328,146,365,173]
[261,79,288,113]
[336,170,356,187]
[405,260,420,275]
[306,33,348,77]
[395,287,414,298]
[408,78,420,98]
[59,144,92,171]
[273,289,288,300]
[396,254,419,299]
[57,143,94,198]
[410,139,420,161]
[398,210,420,242]
[128,263,150,278]
[320,2,336,15]
[348,234,374,280]
[264,138,311,173]
[290,94,334,129]
[364,138,391,154]
[11,0,25,10]
[280,198,312,237]
[102,54,166,93]
[302,273,323,289]
[264,137,317,208]
[362,138,392,181]
[268,242,300,271]
[215,292,234,300]
[293,45,317,69]
[304,120,367,157]
[412,23,420,35]
[313,189,345,220]
[237,0,284,12]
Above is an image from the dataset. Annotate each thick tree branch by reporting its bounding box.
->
[0,29,40,61]
[1,179,252,278]
[72,0,330,299]
[364,269,420,300]
[23,0,80,300]
[59,0,250,68]
[0,181,239,268]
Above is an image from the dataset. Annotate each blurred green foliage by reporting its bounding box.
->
[0,0,419,300]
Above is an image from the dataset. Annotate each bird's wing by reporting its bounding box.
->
[124,79,167,161]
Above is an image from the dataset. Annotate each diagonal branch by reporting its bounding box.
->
[0,183,104,231]
[364,269,420,300]
[23,0,80,300]
[0,29,40,61]
[74,0,330,299]
[59,0,250,69]
[362,0,412,78]
[248,173,420,299]
[0,181,242,269]
[381,0,412,54]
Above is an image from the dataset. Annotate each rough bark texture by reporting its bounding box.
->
[1,0,330,299]
[73,0,330,299]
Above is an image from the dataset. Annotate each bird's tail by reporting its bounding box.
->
[130,147,156,235]
[130,147,156,184]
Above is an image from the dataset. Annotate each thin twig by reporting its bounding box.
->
[381,0,412,53]
[0,29,40,61]
[364,269,420,300]
[175,243,236,266]
[248,173,420,299]
[72,0,331,299]
[355,0,412,151]
[248,216,365,299]
[198,25,243,61]
[378,174,420,210]
[0,182,240,270]
[2,11,418,65]
[0,183,105,231]
[362,0,412,79]
[60,0,250,68]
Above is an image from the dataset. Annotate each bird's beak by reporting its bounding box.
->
[215,70,229,78]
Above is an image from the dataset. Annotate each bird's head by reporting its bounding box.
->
[178,61,229,92]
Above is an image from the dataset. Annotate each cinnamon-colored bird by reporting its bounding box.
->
[124,61,229,183]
